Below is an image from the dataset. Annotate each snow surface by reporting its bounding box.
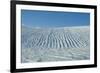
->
[21,26,90,63]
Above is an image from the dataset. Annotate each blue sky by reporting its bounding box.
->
[21,10,90,28]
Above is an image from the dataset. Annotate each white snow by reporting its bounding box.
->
[21,26,90,63]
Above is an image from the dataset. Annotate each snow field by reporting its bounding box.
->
[21,26,90,63]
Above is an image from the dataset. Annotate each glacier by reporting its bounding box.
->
[21,26,90,63]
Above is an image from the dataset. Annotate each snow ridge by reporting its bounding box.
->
[22,26,90,49]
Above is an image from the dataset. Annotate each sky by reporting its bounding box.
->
[21,10,90,28]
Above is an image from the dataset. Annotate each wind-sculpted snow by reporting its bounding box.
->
[21,26,90,63]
